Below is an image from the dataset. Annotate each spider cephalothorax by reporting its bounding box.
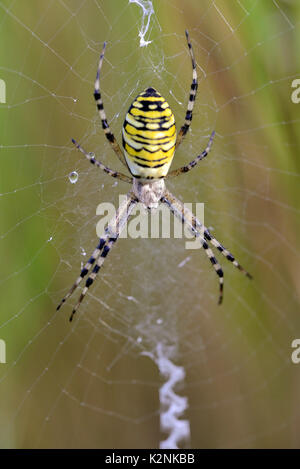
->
[57,31,251,322]
[132,178,165,210]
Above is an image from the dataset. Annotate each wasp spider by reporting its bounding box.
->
[57,31,252,322]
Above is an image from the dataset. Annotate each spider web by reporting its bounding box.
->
[0,0,300,449]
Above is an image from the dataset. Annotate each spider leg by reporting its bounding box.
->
[68,237,116,322]
[166,131,215,179]
[94,41,128,168]
[162,190,224,304]
[192,216,252,279]
[68,191,138,322]
[175,30,198,150]
[56,237,108,311]
[71,138,132,183]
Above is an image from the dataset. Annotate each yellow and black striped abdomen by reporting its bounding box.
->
[122,87,176,179]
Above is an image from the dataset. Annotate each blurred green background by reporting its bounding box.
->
[0,0,299,448]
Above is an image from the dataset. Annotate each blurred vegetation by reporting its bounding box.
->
[0,0,299,448]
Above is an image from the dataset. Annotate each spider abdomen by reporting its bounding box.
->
[122,87,176,179]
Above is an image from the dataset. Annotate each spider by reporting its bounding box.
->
[57,30,252,322]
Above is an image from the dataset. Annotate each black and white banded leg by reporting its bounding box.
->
[175,30,198,150]
[94,41,128,168]
[71,138,132,183]
[167,131,215,179]
[56,236,107,312]
[162,190,224,303]
[57,191,138,321]
[162,190,252,303]
[69,236,118,322]
[192,215,252,279]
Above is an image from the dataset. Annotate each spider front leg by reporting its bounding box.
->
[192,215,252,279]
[57,191,138,321]
[166,131,215,179]
[162,190,224,303]
[68,236,117,322]
[94,41,128,168]
[56,236,107,312]
[162,190,252,304]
